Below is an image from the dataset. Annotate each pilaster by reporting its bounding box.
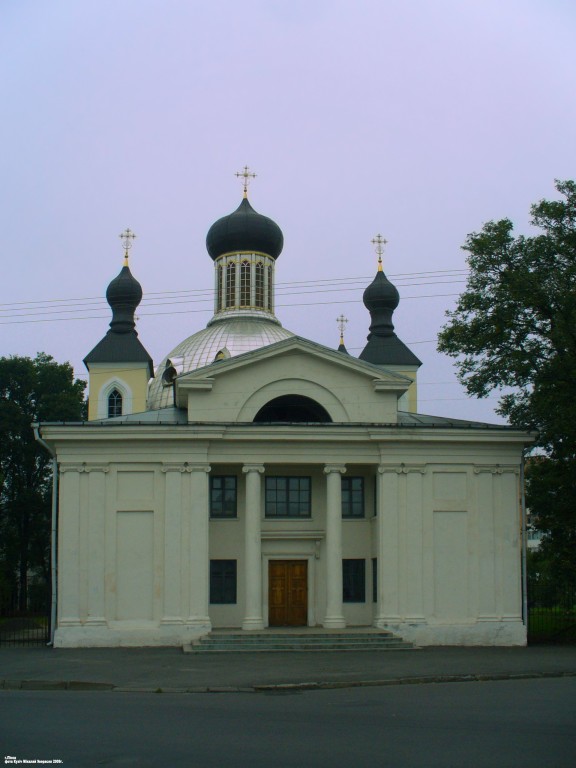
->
[85,465,109,625]
[187,464,212,629]
[161,463,186,624]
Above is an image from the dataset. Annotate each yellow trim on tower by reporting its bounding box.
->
[216,250,274,259]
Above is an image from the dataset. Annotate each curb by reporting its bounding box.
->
[2,670,575,693]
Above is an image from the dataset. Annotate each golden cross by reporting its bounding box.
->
[235,165,257,197]
[336,314,348,344]
[371,234,387,271]
[119,228,136,265]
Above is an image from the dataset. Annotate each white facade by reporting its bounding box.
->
[40,338,530,647]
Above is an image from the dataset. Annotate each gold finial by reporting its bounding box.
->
[337,314,348,345]
[119,228,136,266]
[235,165,257,198]
[371,234,387,271]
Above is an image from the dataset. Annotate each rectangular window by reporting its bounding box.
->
[217,265,223,312]
[240,260,251,306]
[210,476,237,518]
[342,477,364,518]
[226,262,236,308]
[210,560,237,604]
[267,267,273,311]
[265,476,311,518]
[372,558,377,603]
[343,559,366,603]
[255,262,264,307]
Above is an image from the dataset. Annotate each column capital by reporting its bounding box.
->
[242,464,265,475]
[59,463,109,474]
[162,462,211,474]
[185,463,212,474]
[84,464,110,474]
[378,463,426,475]
[324,464,346,475]
[474,464,519,475]
[162,463,187,474]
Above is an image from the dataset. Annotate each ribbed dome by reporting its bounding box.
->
[105,265,143,333]
[147,316,294,410]
[206,198,284,260]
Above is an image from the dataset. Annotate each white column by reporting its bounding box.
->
[323,464,346,628]
[187,464,212,630]
[242,464,265,630]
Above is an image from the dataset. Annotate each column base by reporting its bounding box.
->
[186,617,212,631]
[322,616,346,629]
[242,617,265,631]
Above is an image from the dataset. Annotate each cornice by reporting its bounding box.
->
[40,422,532,449]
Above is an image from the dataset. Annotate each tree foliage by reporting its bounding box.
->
[438,180,576,582]
[0,353,86,611]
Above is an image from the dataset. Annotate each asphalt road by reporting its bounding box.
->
[2,677,575,767]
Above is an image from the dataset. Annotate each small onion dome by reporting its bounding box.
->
[206,197,284,260]
[106,265,143,333]
[359,264,421,367]
[362,270,400,315]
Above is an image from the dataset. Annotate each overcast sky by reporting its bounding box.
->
[1,0,575,422]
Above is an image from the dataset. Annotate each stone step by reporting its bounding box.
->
[185,630,414,653]
[200,635,398,645]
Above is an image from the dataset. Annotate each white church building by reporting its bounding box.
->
[37,178,531,647]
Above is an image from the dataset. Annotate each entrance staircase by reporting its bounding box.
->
[184,628,415,653]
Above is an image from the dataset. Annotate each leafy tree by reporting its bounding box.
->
[438,180,576,582]
[0,353,86,612]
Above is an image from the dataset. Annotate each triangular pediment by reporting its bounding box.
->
[174,336,412,424]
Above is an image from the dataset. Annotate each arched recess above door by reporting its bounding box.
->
[237,378,349,422]
[253,394,332,423]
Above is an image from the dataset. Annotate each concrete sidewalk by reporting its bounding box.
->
[1,645,575,692]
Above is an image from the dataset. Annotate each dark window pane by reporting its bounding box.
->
[265,477,311,518]
[210,560,237,604]
[210,476,237,518]
[342,477,364,518]
[343,559,366,603]
[108,389,122,418]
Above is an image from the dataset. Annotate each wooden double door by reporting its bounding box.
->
[268,560,308,626]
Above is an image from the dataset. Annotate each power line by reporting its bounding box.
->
[0,279,467,319]
[0,268,468,313]
[0,267,468,325]
[0,291,463,326]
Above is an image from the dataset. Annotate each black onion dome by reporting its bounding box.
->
[106,265,143,333]
[84,263,153,374]
[359,266,421,367]
[206,197,284,260]
[362,270,400,313]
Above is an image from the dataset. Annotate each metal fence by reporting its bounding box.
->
[0,590,50,647]
[0,614,50,646]
[527,583,576,644]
